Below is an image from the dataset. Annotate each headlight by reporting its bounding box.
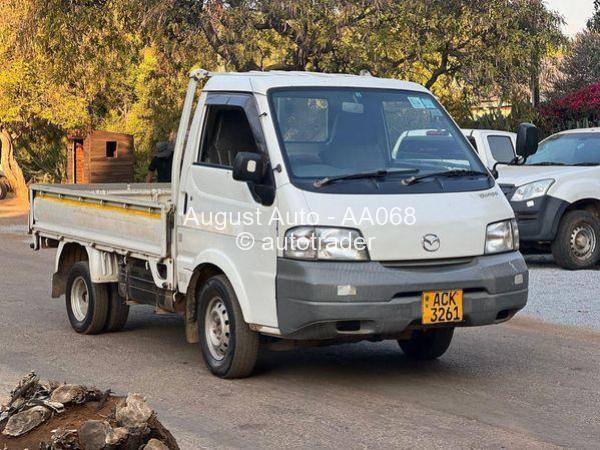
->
[284,227,370,261]
[485,220,519,254]
[511,179,554,202]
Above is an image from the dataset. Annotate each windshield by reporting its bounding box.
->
[269,88,489,194]
[527,133,600,166]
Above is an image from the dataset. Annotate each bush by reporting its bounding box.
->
[539,82,600,134]
[462,97,541,134]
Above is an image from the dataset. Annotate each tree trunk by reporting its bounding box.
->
[0,128,29,207]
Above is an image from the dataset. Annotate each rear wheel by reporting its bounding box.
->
[399,328,454,360]
[104,284,129,332]
[65,262,109,335]
[551,210,600,270]
[197,275,259,378]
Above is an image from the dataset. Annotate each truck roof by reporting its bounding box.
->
[462,129,516,136]
[201,70,430,95]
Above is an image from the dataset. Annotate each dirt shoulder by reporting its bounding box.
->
[0,196,28,219]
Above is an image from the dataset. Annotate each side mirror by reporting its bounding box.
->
[233,152,266,183]
[516,123,539,159]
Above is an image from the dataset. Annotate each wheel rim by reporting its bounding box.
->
[204,297,231,361]
[570,223,597,261]
[70,276,89,322]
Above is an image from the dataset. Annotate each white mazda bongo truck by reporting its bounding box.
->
[29,70,529,378]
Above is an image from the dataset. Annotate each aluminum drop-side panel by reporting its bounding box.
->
[30,184,170,258]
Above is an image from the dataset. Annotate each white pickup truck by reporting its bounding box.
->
[498,128,600,270]
[30,70,529,378]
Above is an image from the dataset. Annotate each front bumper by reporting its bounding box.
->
[505,192,568,242]
[276,252,528,340]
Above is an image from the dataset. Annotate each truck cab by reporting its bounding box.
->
[30,70,529,378]
[462,129,517,170]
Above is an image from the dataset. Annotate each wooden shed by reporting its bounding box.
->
[66,130,135,184]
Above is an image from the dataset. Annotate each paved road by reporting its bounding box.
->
[1,215,599,448]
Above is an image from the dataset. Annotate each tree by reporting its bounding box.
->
[0,0,145,201]
[0,0,568,192]
[504,0,565,108]
[549,31,600,98]
[0,129,28,203]
[156,0,563,101]
[588,0,600,31]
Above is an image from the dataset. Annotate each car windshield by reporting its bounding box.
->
[527,133,600,166]
[269,88,487,193]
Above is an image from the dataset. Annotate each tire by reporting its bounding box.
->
[65,262,110,335]
[197,275,259,379]
[104,283,129,332]
[551,210,600,270]
[399,328,454,360]
[0,180,7,200]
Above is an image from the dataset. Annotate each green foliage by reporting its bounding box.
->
[465,97,540,131]
[548,31,600,99]
[0,0,567,182]
[588,0,600,31]
[16,125,67,183]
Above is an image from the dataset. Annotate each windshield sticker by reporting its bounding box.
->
[407,96,425,109]
[421,98,437,109]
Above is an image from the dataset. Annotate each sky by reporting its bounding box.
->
[546,0,595,35]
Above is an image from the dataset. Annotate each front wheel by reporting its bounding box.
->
[551,210,600,270]
[197,275,259,379]
[398,328,454,360]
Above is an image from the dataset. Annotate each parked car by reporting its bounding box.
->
[498,127,600,270]
[30,70,529,378]
[462,129,517,170]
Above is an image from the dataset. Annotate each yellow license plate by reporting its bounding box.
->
[422,290,463,325]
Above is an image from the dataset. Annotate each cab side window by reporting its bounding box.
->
[199,106,259,167]
[487,135,515,163]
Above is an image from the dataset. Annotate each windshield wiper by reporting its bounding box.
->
[401,169,489,186]
[314,168,419,188]
[527,162,567,166]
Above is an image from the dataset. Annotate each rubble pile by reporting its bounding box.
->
[0,373,179,450]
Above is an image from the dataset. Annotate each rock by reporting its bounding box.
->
[51,427,80,449]
[77,420,111,450]
[115,394,153,428]
[2,405,51,436]
[50,384,87,405]
[42,400,66,413]
[105,426,129,445]
[143,438,169,450]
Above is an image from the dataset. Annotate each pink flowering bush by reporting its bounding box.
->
[540,82,600,127]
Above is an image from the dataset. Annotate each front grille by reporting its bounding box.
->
[381,257,474,269]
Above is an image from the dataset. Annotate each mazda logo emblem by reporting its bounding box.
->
[422,234,440,252]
